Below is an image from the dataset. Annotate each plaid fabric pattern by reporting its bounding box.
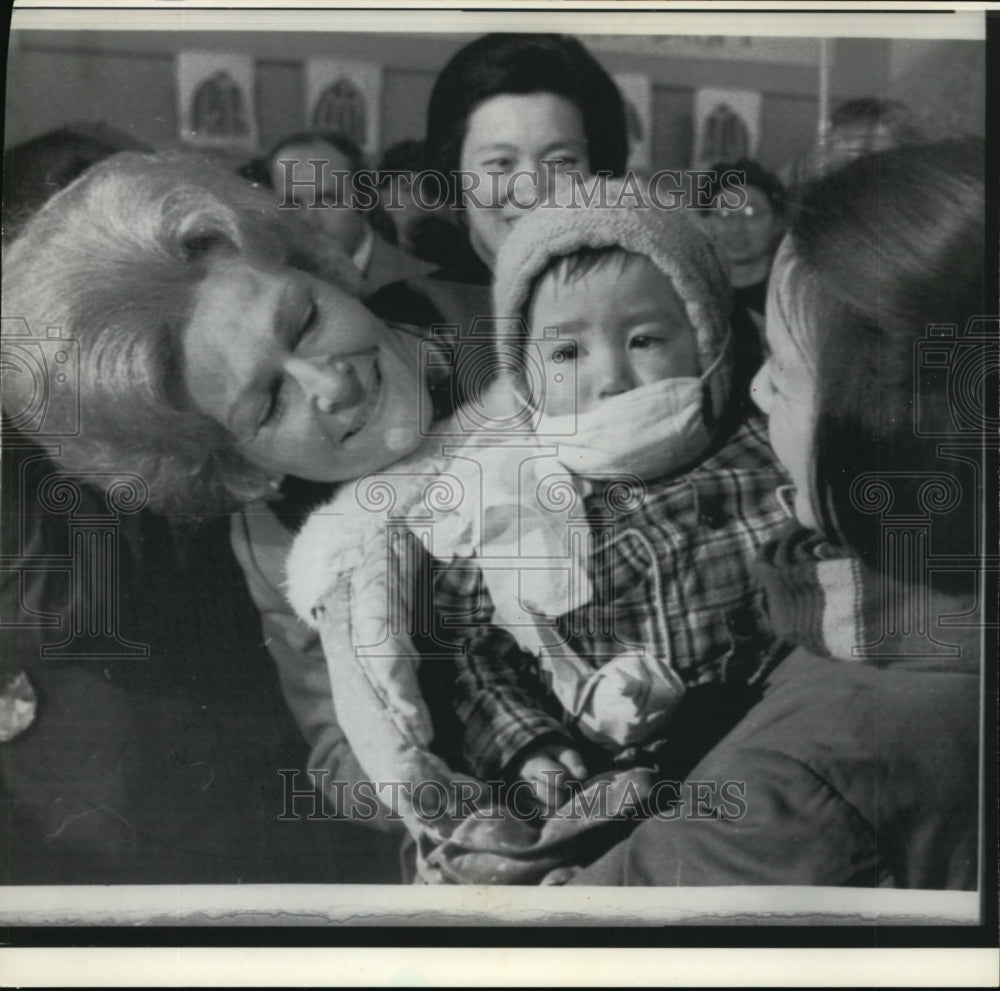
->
[431,416,792,778]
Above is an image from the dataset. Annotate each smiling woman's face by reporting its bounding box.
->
[458,92,589,268]
[182,255,431,484]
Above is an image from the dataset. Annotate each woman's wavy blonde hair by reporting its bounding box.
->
[2,150,361,514]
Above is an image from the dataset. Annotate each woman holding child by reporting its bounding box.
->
[6,135,983,886]
[3,146,782,882]
[230,31,632,826]
[2,30,633,882]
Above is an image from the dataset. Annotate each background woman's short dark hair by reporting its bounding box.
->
[706,158,786,217]
[376,138,428,177]
[828,97,923,143]
[785,139,985,570]
[424,33,629,201]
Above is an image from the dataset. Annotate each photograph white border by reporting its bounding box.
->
[2,5,994,985]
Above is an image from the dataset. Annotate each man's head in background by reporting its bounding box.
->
[263,129,369,256]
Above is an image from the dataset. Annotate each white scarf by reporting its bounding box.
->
[538,375,710,484]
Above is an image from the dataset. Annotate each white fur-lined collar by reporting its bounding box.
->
[284,491,361,626]
[284,381,527,626]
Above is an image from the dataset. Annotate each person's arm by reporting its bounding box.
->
[569,745,879,886]
[432,557,576,781]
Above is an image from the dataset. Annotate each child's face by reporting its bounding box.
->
[527,255,700,416]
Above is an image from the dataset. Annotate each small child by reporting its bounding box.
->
[284,182,790,878]
[440,181,792,812]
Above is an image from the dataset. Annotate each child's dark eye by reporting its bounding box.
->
[551,342,577,362]
[630,334,665,350]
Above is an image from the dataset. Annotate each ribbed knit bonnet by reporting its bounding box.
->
[492,178,733,418]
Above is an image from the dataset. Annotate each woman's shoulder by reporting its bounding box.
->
[231,484,342,612]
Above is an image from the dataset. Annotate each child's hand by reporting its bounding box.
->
[516,743,588,816]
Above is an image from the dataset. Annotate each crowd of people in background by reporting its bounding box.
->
[0,33,985,890]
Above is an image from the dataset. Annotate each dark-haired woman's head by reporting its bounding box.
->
[752,139,985,568]
[703,158,786,288]
[425,33,628,267]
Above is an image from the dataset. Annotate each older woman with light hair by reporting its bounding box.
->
[2,151,450,859]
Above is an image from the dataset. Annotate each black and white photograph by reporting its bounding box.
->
[1,0,996,983]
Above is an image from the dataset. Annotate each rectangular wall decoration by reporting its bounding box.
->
[692,87,762,168]
[305,59,383,159]
[177,50,259,149]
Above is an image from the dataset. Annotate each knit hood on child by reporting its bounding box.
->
[492,176,734,424]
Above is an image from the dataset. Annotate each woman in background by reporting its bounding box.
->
[701,158,786,406]
[703,158,785,330]
[786,97,925,189]
[818,97,924,172]
[368,32,628,333]
[369,139,466,267]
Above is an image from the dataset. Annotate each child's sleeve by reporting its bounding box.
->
[432,557,574,780]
